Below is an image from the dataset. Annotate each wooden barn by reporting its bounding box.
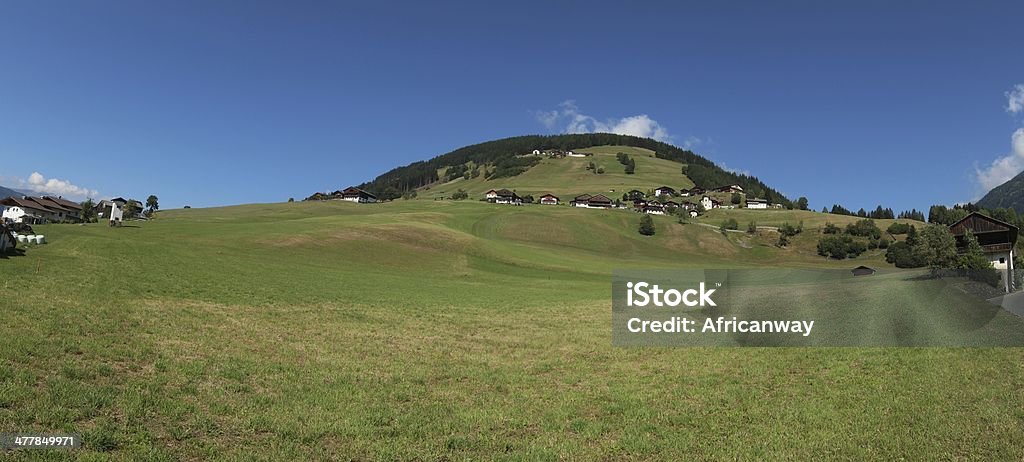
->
[949,212,1018,292]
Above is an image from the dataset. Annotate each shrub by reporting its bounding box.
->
[818,235,868,259]
[450,189,469,200]
[846,219,881,239]
[822,222,841,234]
[887,222,911,235]
[721,218,739,231]
[639,215,656,236]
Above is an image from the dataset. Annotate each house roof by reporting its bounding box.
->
[573,194,592,201]
[655,186,675,191]
[342,187,376,198]
[43,196,82,211]
[29,196,74,213]
[746,198,768,203]
[588,194,612,203]
[949,212,1018,249]
[539,194,559,199]
[1,196,57,213]
[494,189,515,196]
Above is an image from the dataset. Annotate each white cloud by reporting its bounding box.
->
[1007,84,1024,114]
[535,100,673,142]
[972,84,1024,196]
[5,171,100,199]
[975,128,1024,192]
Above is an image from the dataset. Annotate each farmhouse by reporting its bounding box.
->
[949,212,1018,292]
[573,194,612,208]
[625,190,646,201]
[654,186,676,197]
[1,197,50,224]
[571,194,592,207]
[688,210,700,218]
[746,198,769,209]
[539,194,559,205]
[640,199,665,215]
[95,198,128,219]
[690,187,706,196]
[341,187,377,203]
[492,189,522,205]
[701,195,720,210]
[678,188,691,197]
[716,184,744,194]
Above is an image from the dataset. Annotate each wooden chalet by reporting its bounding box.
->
[949,212,1018,292]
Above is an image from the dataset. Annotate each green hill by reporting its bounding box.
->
[349,133,792,206]
[420,145,696,200]
[977,169,1024,212]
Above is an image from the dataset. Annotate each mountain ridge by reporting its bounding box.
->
[977,170,1024,212]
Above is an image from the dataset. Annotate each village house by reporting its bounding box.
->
[493,189,522,205]
[949,212,1018,292]
[539,194,559,205]
[678,188,691,197]
[716,184,744,194]
[690,187,706,196]
[654,186,676,197]
[571,194,592,207]
[572,194,612,209]
[746,198,769,209]
[2,195,85,224]
[701,195,720,210]
[95,198,128,220]
[340,187,378,203]
[688,210,700,218]
[1,196,50,224]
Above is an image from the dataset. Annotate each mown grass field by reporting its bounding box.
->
[2,199,1024,460]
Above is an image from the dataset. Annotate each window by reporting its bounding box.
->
[1000,258,1006,264]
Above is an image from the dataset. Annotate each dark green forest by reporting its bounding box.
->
[350,133,791,205]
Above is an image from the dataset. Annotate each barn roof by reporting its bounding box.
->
[949,212,1017,240]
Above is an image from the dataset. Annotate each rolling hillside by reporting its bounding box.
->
[420,145,696,201]
[2,200,1018,459]
[351,133,792,206]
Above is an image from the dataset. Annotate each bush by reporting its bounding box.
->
[779,221,803,237]
[596,166,605,174]
[885,241,926,268]
[887,222,911,235]
[747,221,757,234]
[721,218,739,231]
[639,215,655,236]
[450,189,469,200]
[846,219,881,239]
[817,235,868,259]
[822,222,841,234]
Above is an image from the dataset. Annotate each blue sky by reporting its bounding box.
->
[1,1,1023,211]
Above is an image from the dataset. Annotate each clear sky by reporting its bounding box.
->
[1,1,1022,212]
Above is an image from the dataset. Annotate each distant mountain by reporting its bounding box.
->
[351,133,792,205]
[977,171,1024,212]
[0,185,28,200]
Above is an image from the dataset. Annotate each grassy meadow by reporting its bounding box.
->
[421,145,695,200]
[2,199,1024,460]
